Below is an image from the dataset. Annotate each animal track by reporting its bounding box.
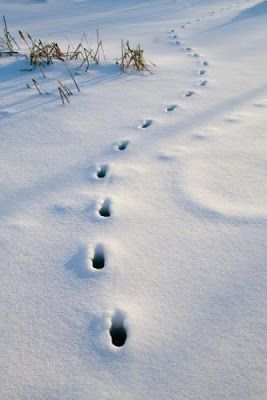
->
[98,198,111,218]
[165,104,177,112]
[198,79,208,86]
[139,119,153,129]
[198,69,206,75]
[192,134,208,141]
[254,103,267,108]
[201,60,208,66]
[117,140,129,151]
[224,117,240,124]
[91,244,105,270]
[185,90,195,97]
[109,310,127,347]
[97,164,108,179]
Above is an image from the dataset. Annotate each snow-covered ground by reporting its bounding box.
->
[0,0,266,399]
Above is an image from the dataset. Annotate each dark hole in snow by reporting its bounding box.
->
[99,198,111,217]
[140,119,152,128]
[198,79,208,86]
[97,164,108,179]
[185,90,194,97]
[118,140,129,151]
[166,104,177,112]
[92,245,105,269]
[110,311,127,347]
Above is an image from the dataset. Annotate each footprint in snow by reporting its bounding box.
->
[192,134,209,141]
[224,117,240,124]
[109,310,127,347]
[197,69,206,76]
[91,244,105,270]
[165,104,177,112]
[96,164,108,179]
[201,61,209,66]
[98,198,112,218]
[139,119,153,129]
[254,102,267,108]
[197,79,208,86]
[53,205,69,215]
[117,140,129,151]
[185,90,195,98]
[157,153,176,162]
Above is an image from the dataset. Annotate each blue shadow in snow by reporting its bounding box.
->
[203,1,267,33]
[65,247,91,279]
[219,1,267,28]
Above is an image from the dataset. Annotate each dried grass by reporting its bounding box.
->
[0,15,19,56]
[1,17,156,106]
[117,40,155,74]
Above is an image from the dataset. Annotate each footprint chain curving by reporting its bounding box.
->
[168,26,210,108]
[72,10,213,351]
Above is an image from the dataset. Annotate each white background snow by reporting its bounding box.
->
[0,0,266,399]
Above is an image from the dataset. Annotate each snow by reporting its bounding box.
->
[0,0,266,399]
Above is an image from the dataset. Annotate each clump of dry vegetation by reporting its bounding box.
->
[16,29,106,102]
[117,40,156,74]
[19,31,65,66]
[18,28,105,72]
[1,16,154,75]
[66,30,105,71]
[0,15,19,56]
[0,16,155,105]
